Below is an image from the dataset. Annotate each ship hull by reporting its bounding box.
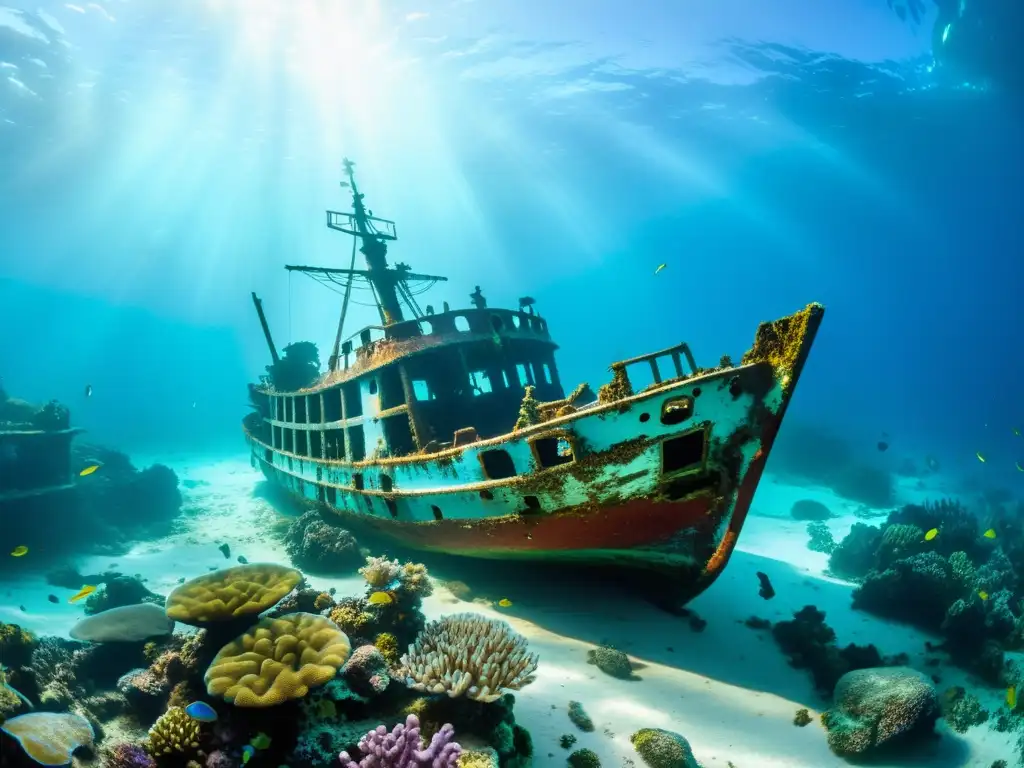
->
[245,304,823,604]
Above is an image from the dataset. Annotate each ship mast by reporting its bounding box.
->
[285,159,447,372]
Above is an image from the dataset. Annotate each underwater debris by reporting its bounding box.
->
[399,614,538,703]
[756,572,775,600]
[204,612,351,706]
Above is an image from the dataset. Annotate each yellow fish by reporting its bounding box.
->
[1009,686,1017,710]
[976,452,986,463]
[498,598,513,608]
[79,464,101,476]
[924,528,939,541]
[654,263,666,275]
[367,591,393,606]
[10,546,28,557]
[68,585,96,603]
[984,529,997,539]
[979,591,989,601]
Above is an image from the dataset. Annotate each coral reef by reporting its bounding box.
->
[567,748,601,768]
[0,712,95,765]
[0,622,36,668]
[821,667,939,757]
[285,511,362,574]
[101,741,158,768]
[204,612,352,706]
[585,645,635,680]
[166,563,302,625]
[940,686,989,733]
[146,705,199,755]
[806,522,836,554]
[630,728,703,768]
[567,701,593,732]
[343,645,392,697]
[399,614,538,703]
[771,605,905,695]
[85,575,165,615]
[265,340,321,392]
[338,714,461,767]
[830,497,1024,680]
[790,499,831,521]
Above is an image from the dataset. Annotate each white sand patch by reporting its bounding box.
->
[0,455,1017,766]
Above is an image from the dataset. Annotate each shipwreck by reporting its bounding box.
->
[244,159,824,604]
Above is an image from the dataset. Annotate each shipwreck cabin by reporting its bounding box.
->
[252,305,569,463]
[0,410,78,504]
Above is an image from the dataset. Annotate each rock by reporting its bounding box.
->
[630,728,703,768]
[586,645,635,680]
[791,499,832,521]
[823,666,939,757]
[70,604,175,643]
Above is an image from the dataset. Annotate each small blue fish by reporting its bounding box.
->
[241,745,255,765]
[184,701,217,722]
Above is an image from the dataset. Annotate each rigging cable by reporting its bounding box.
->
[329,235,359,369]
[288,268,293,344]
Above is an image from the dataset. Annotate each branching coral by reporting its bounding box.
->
[338,714,461,768]
[147,706,200,755]
[399,614,538,703]
[360,557,403,590]
[204,612,352,707]
[166,563,302,625]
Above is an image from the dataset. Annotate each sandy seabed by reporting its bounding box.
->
[0,456,1017,768]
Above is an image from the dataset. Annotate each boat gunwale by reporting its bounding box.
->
[244,360,767,470]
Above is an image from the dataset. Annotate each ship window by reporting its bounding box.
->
[412,380,431,401]
[284,429,294,453]
[324,429,345,460]
[662,429,705,475]
[326,485,337,506]
[309,396,322,423]
[533,435,574,468]
[469,371,492,395]
[368,378,378,396]
[480,489,494,501]
[538,319,547,333]
[523,495,542,512]
[542,363,552,384]
[317,484,326,503]
[353,473,365,490]
[295,397,308,424]
[639,412,650,423]
[491,315,503,332]
[324,390,341,422]
[480,449,516,479]
[386,498,398,518]
[431,505,443,520]
[420,319,433,336]
[264,448,273,464]
[502,370,510,388]
[661,396,693,426]
[349,424,366,461]
[454,315,471,332]
[381,474,393,492]
[297,431,309,457]
[511,314,521,329]
[516,364,530,386]
[309,430,323,458]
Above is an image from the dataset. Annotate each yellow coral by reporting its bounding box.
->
[166,563,302,625]
[329,604,373,635]
[401,562,434,598]
[313,592,334,611]
[374,632,400,665]
[204,612,352,707]
[147,706,200,755]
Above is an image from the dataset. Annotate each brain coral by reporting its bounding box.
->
[165,563,302,625]
[399,613,538,703]
[204,611,352,707]
[0,712,95,766]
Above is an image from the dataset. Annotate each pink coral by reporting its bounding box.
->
[338,715,460,768]
[342,645,391,696]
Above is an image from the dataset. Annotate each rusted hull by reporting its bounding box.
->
[246,303,824,602]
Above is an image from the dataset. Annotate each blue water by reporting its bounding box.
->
[2,2,1024,765]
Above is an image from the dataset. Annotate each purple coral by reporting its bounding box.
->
[338,714,461,768]
[102,742,157,768]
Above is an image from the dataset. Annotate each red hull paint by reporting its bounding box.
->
[325,489,720,556]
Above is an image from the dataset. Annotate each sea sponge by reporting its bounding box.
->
[204,612,351,707]
[146,706,199,755]
[400,614,538,703]
[1,712,95,766]
[630,728,703,768]
[586,645,635,679]
[374,632,400,664]
[165,563,302,625]
[0,622,36,668]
